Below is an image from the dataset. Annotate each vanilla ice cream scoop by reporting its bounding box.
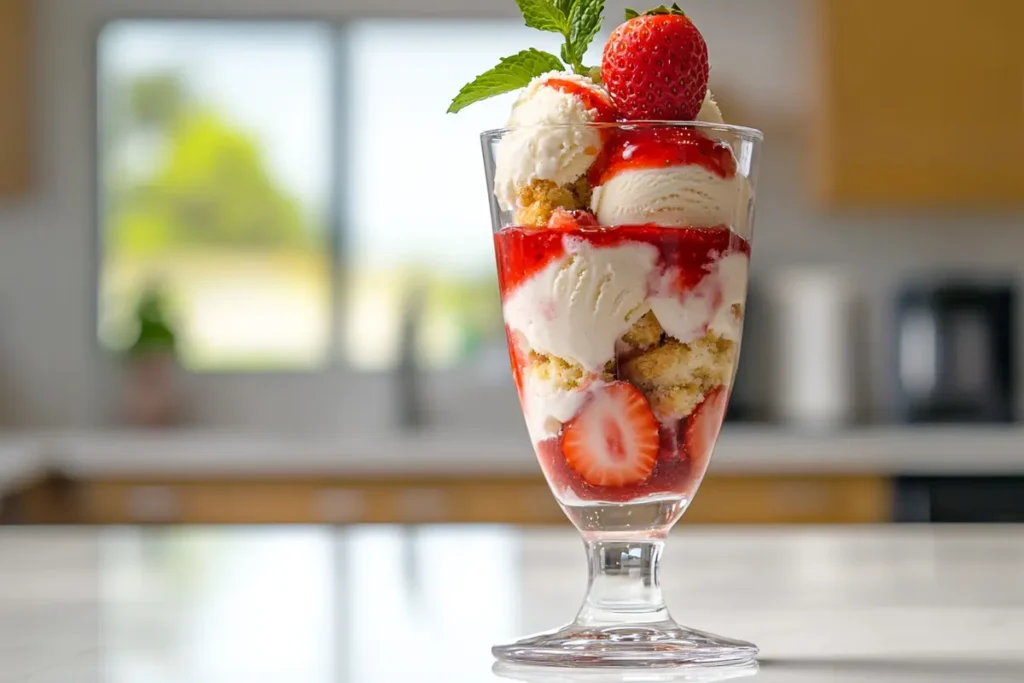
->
[589,91,753,229]
[502,237,658,372]
[493,72,613,211]
[592,165,750,228]
[696,90,724,125]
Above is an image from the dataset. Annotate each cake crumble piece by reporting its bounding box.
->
[514,177,593,227]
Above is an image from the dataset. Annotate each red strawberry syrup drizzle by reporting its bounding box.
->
[589,126,737,187]
[493,225,748,299]
[543,78,617,123]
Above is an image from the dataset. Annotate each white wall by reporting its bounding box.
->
[0,0,1021,430]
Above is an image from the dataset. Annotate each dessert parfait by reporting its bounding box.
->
[454,3,755,515]
[496,125,749,510]
[451,1,762,665]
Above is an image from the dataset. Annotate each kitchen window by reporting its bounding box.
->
[97,20,335,371]
[99,18,588,378]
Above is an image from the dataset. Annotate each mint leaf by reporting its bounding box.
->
[555,0,574,14]
[566,0,605,71]
[447,49,565,114]
[516,0,568,33]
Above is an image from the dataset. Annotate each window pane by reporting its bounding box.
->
[98,21,333,370]
[342,21,603,371]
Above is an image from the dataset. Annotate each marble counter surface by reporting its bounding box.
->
[0,525,1021,682]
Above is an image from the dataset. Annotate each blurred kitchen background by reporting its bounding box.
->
[0,0,1021,526]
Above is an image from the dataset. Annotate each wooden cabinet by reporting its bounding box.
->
[815,0,1024,207]
[0,0,31,196]
[6,473,892,525]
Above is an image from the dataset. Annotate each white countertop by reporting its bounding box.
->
[0,525,1021,681]
[1,425,1022,481]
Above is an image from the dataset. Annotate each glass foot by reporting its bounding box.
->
[494,660,759,681]
[493,620,758,668]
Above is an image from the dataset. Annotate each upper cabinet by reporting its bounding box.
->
[0,0,31,197]
[814,0,1024,208]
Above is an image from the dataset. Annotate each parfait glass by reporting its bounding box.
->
[483,122,762,667]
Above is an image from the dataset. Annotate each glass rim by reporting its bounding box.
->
[481,120,763,141]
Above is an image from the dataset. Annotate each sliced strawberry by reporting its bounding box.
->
[562,381,659,487]
[683,387,730,473]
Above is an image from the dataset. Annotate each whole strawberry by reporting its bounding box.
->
[602,4,709,121]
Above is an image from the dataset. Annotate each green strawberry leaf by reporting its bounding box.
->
[566,0,605,71]
[516,0,569,33]
[638,3,687,17]
[447,49,565,113]
[624,8,640,20]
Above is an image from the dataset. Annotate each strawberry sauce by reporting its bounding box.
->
[544,78,617,122]
[536,427,697,504]
[590,127,737,186]
[493,224,749,298]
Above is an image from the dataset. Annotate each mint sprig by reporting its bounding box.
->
[566,0,605,72]
[448,0,606,113]
[517,0,568,33]
[446,49,565,114]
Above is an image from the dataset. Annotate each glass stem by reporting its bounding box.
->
[574,539,672,627]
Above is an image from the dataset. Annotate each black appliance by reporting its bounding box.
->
[892,281,1016,423]
[895,476,1024,523]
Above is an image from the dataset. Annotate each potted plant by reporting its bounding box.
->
[122,285,180,427]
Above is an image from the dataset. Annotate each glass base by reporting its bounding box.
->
[493,620,758,668]
[494,660,760,682]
